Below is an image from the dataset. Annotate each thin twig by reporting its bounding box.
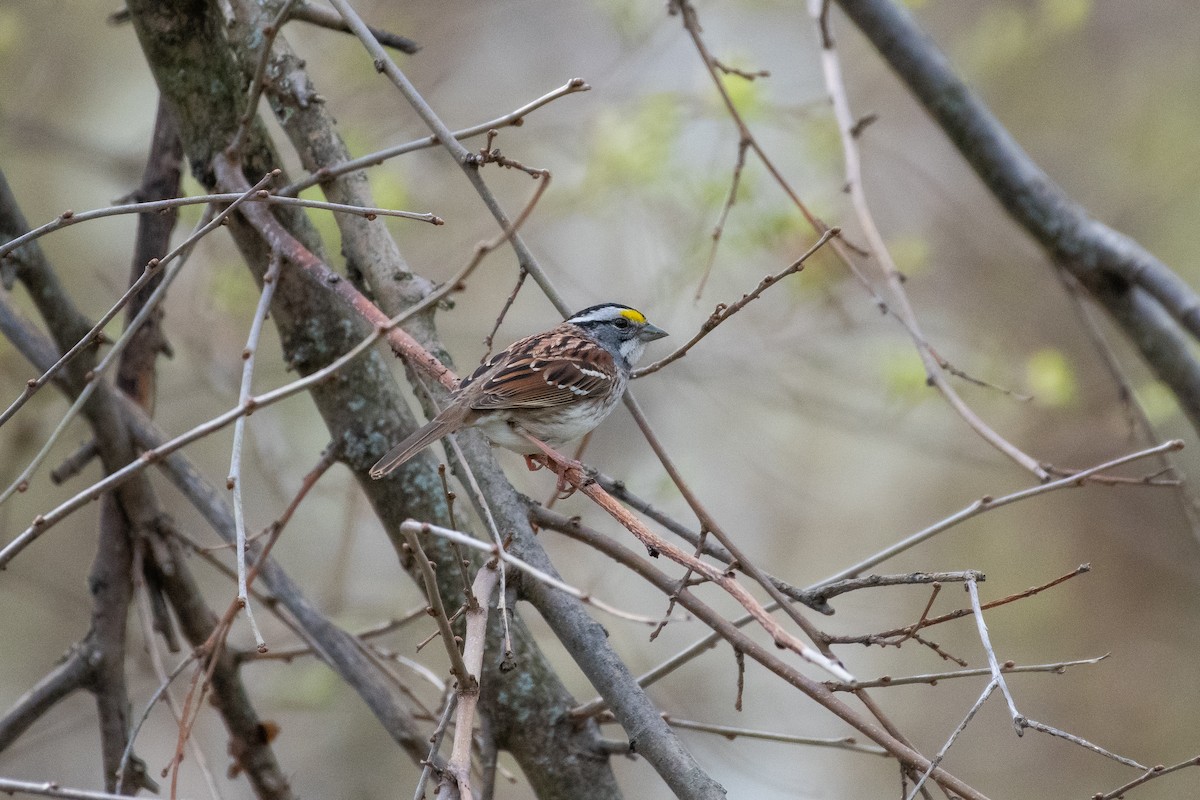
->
[237,612,425,662]
[290,1,419,53]
[480,269,528,362]
[1019,717,1146,770]
[893,583,941,646]
[364,642,449,695]
[443,436,513,655]
[117,571,210,798]
[413,691,458,800]
[825,654,1110,691]
[0,778,193,800]
[228,249,283,652]
[228,0,300,156]
[168,622,229,800]
[811,570,984,605]
[0,189,437,263]
[635,228,837,377]
[437,465,475,608]
[1093,755,1200,800]
[662,716,886,755]
[280,78,589,196]
[693,138,750,300]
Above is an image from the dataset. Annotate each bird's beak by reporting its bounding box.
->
[640,322,668,341]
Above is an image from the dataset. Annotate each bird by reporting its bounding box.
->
[369,303,668,479]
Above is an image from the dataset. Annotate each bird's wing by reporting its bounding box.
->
[462,326,618,410]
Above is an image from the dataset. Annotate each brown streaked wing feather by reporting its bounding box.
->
[467,326,617,410]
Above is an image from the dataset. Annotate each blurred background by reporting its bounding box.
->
[2,0,1199,797]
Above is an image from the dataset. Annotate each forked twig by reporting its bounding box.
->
[964,579,1020,728]
[825,565,1089,648]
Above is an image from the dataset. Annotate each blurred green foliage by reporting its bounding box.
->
[585,93,683,192]
[957,0,1093,76]
[1025,347,1077,408]
[880,342,930,399]
[714,68,770,121]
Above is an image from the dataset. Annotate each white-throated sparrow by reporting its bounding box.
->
[370,303,668,478]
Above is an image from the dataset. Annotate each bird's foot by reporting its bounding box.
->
[523,453,588,498]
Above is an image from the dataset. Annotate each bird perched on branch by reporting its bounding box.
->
[370,303,668,478]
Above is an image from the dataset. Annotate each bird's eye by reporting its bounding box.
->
[612,317,631,329]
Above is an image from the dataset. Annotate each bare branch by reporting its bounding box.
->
[404,521,682,627]
[816,441,1182,586]
[1018,717,1146,771]
[964,579,1020,729]
[545,500,991,799]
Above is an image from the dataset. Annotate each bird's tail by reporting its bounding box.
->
[369,408,469,479]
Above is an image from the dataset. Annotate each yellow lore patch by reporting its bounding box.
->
[619,308,647,324]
